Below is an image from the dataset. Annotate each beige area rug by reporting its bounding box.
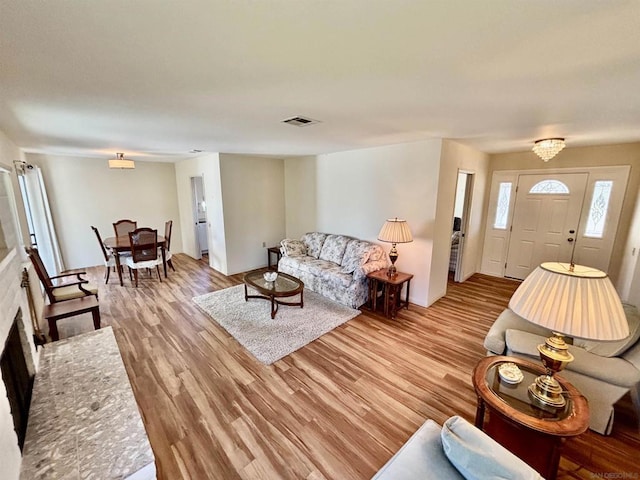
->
[192,285,361,364]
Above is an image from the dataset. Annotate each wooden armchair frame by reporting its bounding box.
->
[26,247,97,304]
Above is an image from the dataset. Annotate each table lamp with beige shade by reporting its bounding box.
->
[509,262,629,408]
[377,218,413,277]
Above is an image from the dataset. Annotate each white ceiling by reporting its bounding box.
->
[1,1,640,162]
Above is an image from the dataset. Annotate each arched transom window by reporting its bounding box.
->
[529,179,570,194]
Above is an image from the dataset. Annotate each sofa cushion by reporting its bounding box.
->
[278,255,316,272]
[301,232,328,259]
[280,239,307,257]
[295,258,336,276]
[317,264,353,288]
[319,234,351,264]
[506,329,640,387]
[441,416,542,480]
[341,240,373,274]
[573,304,640,358]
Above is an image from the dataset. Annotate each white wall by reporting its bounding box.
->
[287,140,443,307]
[174,154,227,273]
[431,140,489,304]
[284,156,316,239]
[26,153,181,270]
[219,154,286,275]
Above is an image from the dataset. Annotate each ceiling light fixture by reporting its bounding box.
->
[532,138,565,162]
[108,153,135,169]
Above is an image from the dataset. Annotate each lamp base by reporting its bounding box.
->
[528,374,566,408]
[386,265,397,277]
[529,332,574,408]
[387,244,398,277]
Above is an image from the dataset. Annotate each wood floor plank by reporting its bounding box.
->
[56,254,640,478]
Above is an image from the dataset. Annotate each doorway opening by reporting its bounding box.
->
[190,176,208,259]
[450,171,474,283]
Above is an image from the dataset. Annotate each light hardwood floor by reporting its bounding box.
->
[56,254,640,479]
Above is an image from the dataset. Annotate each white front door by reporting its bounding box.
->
[504,173,588,280]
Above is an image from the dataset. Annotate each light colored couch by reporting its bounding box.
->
[484,304,640,435]
[372,416,541,480]
[278,232,389,309]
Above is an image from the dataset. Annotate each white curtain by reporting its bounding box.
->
[20,166,64,275]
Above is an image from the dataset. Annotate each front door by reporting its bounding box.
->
[505,173,588,280]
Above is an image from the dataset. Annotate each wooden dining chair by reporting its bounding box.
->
[124,228,162,287]
[91,226,122,284]
[26,247,98,304]
[163,220,176,272]
[113,219,137,237]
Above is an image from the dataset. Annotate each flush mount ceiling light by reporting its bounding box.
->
[532,138,566,162]
[108,152,135,169]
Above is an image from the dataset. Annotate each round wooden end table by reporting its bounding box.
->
[472,355,589,480]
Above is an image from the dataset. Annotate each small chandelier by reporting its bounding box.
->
[532,138,565,162]
[108,153,135,169]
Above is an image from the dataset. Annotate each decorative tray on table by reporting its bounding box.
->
[498,362,524,385]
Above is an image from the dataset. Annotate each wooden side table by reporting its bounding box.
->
[267,246,281,271]
[43,296,101,342]
[366,269,413,319]
[472,356,589,480]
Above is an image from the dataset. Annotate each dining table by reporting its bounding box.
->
[103,235,167,286]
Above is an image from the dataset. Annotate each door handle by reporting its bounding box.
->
[567,238,574,242]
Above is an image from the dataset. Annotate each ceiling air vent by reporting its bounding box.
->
[282,116,320,127]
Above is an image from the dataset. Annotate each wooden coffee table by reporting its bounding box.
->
[243,270,304,319]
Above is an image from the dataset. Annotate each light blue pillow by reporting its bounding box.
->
[441,416,542,480]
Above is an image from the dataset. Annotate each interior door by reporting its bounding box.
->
[505,173,588,280]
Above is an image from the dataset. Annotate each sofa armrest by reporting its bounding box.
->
[484,308,551,355]
[484,309,552,355]
[353,259,389,282]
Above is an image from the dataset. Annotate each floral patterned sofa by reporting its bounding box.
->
[278,232,389,308]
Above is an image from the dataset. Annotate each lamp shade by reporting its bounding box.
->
[378,218,413,244]
[509,262,629,341]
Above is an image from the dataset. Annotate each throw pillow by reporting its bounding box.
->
[441,416,542,480]
[341,240,373,274]
[367,244,385,262]
[280,239,307,257]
